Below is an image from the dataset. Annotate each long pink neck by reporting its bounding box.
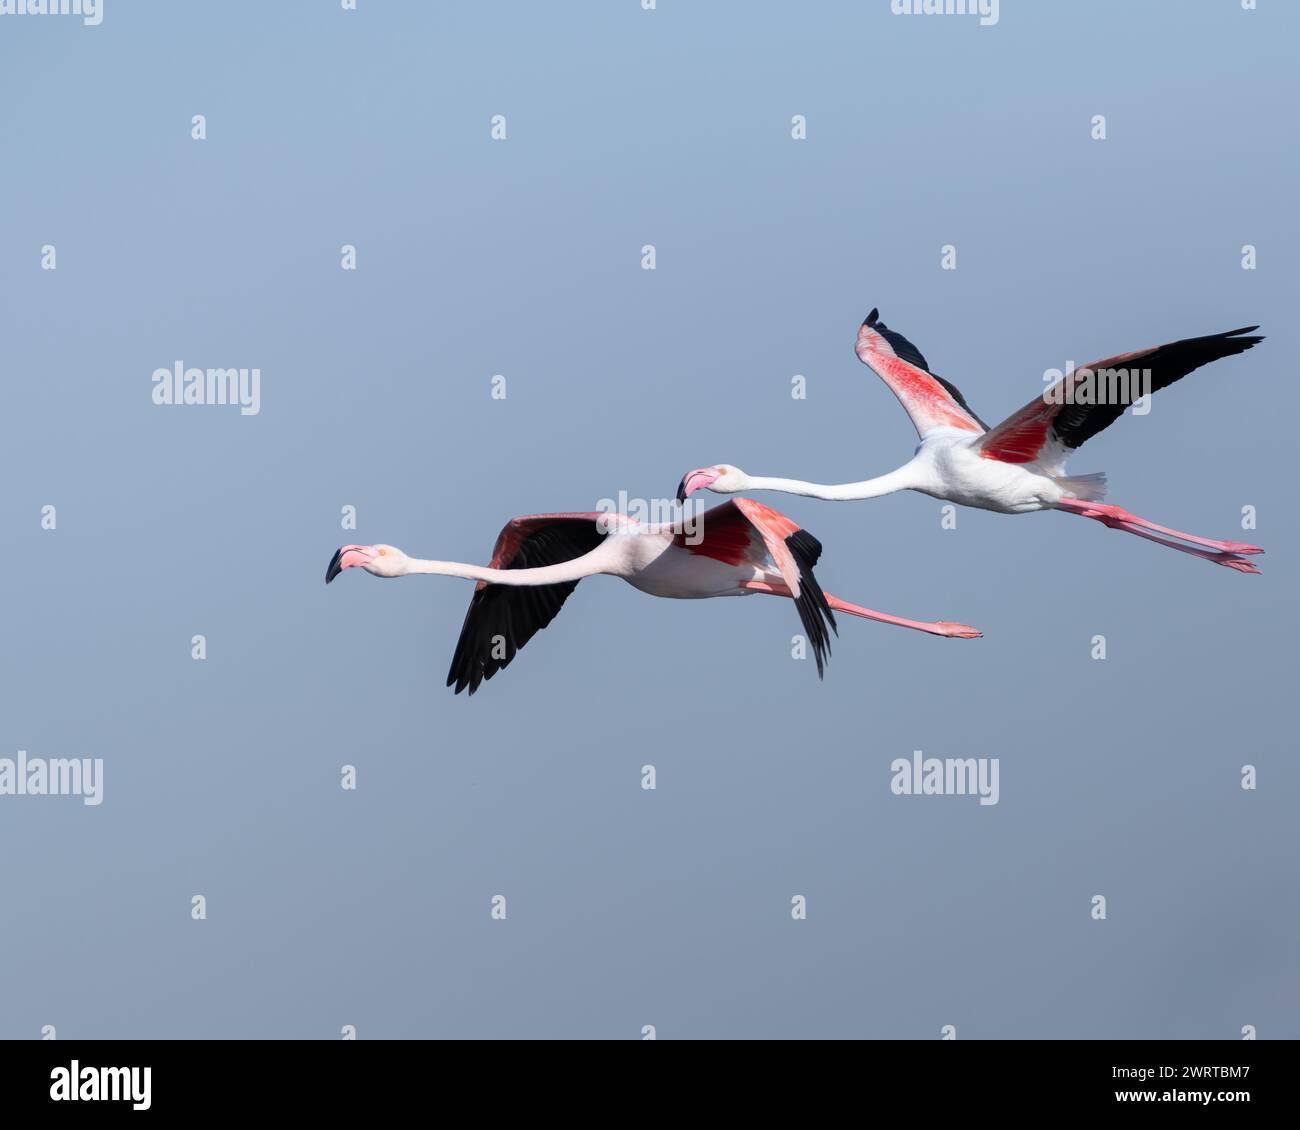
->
[743,464,918,501]
[405,556,604,586]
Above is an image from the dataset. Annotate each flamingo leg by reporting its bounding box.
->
[1055,499,1263,556]
[1056,502,1260,573]
[1108,520,1261,573]
[741,581,982,637]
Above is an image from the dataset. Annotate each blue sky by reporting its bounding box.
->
[0,0,1295,1038]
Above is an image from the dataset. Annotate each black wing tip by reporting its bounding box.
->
[447,665,481,695]
[448,643,493,695]
[1217,325,1264,350]
[863,307,879,327]
[1196,326,1265,360]
[785,527,823,568]
[784,530,838,678]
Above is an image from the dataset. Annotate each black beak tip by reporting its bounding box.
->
[325,548,343,585]
[676,479,688,504]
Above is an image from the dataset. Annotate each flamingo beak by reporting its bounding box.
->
[325,545,376,584]
[677,468,719,502]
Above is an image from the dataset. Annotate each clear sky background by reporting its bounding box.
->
[1,0,1295,1039]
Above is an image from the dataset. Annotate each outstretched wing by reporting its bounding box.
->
[977,326,1264,467]
[447,514,607,695]
[855,308,988,438]
[673,498,838,676]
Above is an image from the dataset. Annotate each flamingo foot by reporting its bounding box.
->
[1215,555,1262,575]
[1213,540,1264,556]
[933,621,983,639]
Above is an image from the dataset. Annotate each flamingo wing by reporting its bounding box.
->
[448,514,608,695]
[977,326,1264,466]
[672,499,838,676]
[855,308,988,438]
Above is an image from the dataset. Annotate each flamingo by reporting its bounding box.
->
[676,309,1266,573]
[325,498,981,694]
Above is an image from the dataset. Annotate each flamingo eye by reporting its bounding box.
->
[375,547,387,556]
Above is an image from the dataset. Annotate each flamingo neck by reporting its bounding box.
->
[403,555,607,586]
[405,559,500,582]
[742,465,918,501]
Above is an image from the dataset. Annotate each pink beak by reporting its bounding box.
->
[676,468,720,502]
[325,545,376,583]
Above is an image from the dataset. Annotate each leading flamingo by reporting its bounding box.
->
[677,309,1265,573]
[325,498,981,694]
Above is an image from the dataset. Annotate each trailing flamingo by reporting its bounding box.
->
[677,309,1265,573]
[325,498,981,694]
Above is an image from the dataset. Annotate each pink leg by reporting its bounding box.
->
[1109,520,1260,574]
[1056,502,1261,573]
[826,591,983,638]
[741,581,982,638]
[1056,499,1263,555]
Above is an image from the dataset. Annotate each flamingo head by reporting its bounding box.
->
[325,544,411,583]
[676,464,745,501]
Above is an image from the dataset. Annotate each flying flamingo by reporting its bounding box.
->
[677,309,1265,573]
[325,498,981,694]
